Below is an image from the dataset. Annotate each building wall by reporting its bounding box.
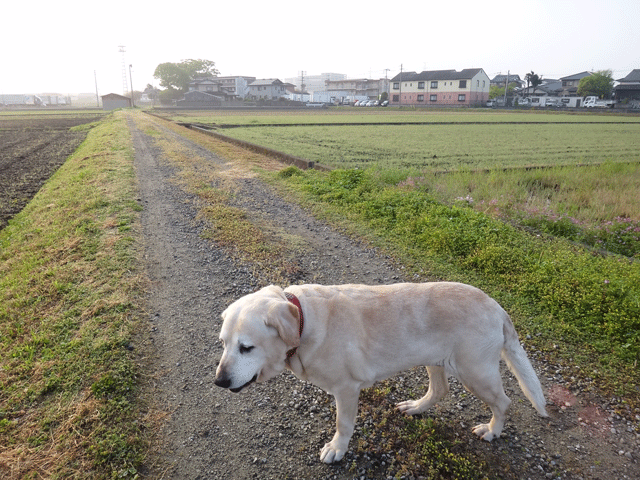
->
[249,83,287,100]
[390,71,489,106]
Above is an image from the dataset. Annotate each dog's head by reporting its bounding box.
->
[214,285,301,393]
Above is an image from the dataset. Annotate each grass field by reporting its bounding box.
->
[172,108,640,258]
[219,122,640,170]
[164,108,640,125]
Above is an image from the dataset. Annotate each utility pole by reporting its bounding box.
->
[300,70,306,101]
[384,68,390,98]
[504,70,509,106]
[399,64,403,106]
[129,64,134,107]
[94,70,100,108]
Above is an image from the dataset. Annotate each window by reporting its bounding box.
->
[392,95,399,102]
[459,80,467,88]
[393,82,399,89]
[458,94,466,101]
[417,94,424,102]
[418,82,425,89]
[430,94,437,101]
[431,81,438,88]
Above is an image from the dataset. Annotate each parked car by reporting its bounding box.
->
[486,100,495,107]
[380,100,389,107]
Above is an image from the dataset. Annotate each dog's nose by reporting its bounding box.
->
[214,374,231,389]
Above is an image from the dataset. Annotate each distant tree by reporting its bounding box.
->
[379,91,388,102]
[180,59,219,79]
[153,59,219,93]
[143,84,160,100]
[525,71,543,95]
[577,70,614,98]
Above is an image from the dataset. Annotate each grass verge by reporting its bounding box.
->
[269,166,640,408]
[0,112,149,479]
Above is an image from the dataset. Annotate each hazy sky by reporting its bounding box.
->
[2,0,639,95]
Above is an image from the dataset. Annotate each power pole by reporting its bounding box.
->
[129,64,134,107]
[300,70,306,100]
[399,64,403,106]
[384,68,390,98]
[504,70,509,106]
[94,70,100,108]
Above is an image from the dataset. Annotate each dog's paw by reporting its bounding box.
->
[320,441,346,463]
[396,400,423,415]
[472,423,497,441]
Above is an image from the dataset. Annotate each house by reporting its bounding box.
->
[176,90,222,107]
[559,71,592,96]
[101,93,131,110]
[188,76,256,100]
[324,78,389,101]
[247,79,287,100]
[285,72,347,93]
[521,79,562,97]
[614,69,640,105]
[389,69,490,107]
[491,74,524,88]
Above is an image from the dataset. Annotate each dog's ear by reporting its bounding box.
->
[265,300,300,349]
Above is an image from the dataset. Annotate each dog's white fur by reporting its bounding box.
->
[214,282,547,463]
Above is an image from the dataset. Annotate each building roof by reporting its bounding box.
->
[491,74,522,82]
[101,93,130,100]
[560,71,592,81]
[391,69,484,82]
[617,69,640,83]
[249,78,284,86]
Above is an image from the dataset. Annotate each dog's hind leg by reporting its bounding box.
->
[459,365,511,441]
[397,366,449,415]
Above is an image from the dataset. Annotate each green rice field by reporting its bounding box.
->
[218,122,640,170]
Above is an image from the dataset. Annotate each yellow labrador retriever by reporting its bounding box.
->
[214,282,547,463]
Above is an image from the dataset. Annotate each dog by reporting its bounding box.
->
[214,282,547,463]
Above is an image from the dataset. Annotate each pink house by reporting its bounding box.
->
[389,69,490,107]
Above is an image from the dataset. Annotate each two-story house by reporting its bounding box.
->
[389,69,490,107]
[188,76,256,100]
[491,74,524,89]
[324,78,389,100]
[615,69,640,105]
[559,71,592,96]
[247,79,288,100]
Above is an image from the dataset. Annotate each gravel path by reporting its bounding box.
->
[129,113,638,480]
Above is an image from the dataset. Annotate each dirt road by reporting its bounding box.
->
[129,112,638,480]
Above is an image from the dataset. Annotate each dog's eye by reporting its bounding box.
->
[239,344,254,354]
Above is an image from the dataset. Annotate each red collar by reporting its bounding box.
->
[284,292,304,358]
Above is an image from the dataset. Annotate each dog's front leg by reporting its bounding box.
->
[320,386,360,463]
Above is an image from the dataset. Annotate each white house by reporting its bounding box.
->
[247,79,287,100]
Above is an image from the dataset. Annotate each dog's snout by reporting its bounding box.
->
[214,373,231,389]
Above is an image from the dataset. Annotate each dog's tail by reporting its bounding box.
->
[501,314,548,417]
